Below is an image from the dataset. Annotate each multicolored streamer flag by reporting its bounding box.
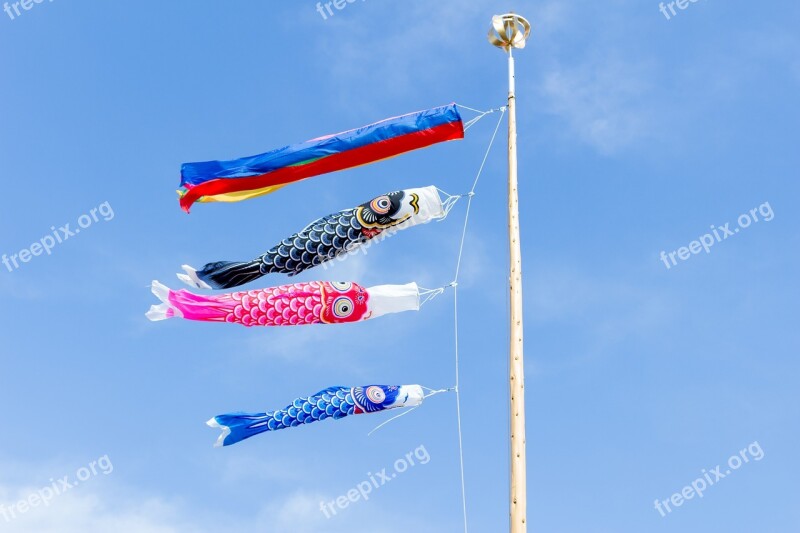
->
[208,385,424,447]
[145,280,420,326]
[178,103,464,212]
[177,186,447,290]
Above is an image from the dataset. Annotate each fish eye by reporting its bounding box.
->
[370,196,392,215]
[333,297,354,318]
[330,281,352,292]
[366,386,386,404]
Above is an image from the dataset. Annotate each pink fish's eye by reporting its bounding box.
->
[330,281,352,292]
[333,297,354,318]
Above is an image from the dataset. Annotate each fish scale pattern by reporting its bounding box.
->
[226,282,325,326]
[254,387,356,431]
[261,209,367,275]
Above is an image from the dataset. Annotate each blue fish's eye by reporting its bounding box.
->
[366,386,386,404]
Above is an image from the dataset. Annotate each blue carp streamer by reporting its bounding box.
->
[208,385,424,447]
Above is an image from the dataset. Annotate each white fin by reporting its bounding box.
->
[146,280,183,320]
[206,418,231,448]
[177,265,212,289]
[145,303,170,321]
[151,280,170,302]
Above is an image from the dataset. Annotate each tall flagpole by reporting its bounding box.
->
[488,13,531,533]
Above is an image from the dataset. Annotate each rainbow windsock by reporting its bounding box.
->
[178,103,463,212]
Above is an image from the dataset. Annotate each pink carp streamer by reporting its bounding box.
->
[146,280,420,327]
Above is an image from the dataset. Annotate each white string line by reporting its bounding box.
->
[450,107,507,533]
[418,285,450,307]
[454,107,507,280]
[439,191,468,220]
[364,108,506,533]
[367,387,455,436]
[458,104,488,114]
[463,116,483,131]
[367,405,419,436]
[436,186,455,197]
[463,107,506,132]
[421,385,456,396]
[458,103,505,115]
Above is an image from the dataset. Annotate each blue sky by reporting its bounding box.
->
[1,0,798,531]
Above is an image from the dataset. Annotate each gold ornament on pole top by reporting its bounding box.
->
[488,13,531,52]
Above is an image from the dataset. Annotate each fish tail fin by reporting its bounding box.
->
[145,280,181,321]
[145,303,172,321]
[176,265,212,289]
[147,280,235,322]
[178,260,263,290]
[207,412,273,447]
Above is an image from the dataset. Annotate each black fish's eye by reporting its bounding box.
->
[370,196,392,215]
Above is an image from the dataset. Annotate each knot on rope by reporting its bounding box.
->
[438,189,466,219]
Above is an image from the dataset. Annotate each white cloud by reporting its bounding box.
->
[312,0,517,101]
[256,491,331,533]
[743,29,800,86]
[0,273,46,300]
[0,482,437,533]
[254,489,436,533]
[527,264,679,365]
[0,487,193,533]
[538,56,655,154]
[214,454,306,486]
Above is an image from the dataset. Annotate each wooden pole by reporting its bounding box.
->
[488,13,530,533]
[507,46,527,533]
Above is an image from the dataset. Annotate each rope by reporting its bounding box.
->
[367,405,419,437]
[437,189,468,220]
[366,107,507,533]
[449,107,507,533]
[422,385,456,397]
[453,108,506,280]
[418,285,448,306]
[459,105,507,132]
[458,104,505,115]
